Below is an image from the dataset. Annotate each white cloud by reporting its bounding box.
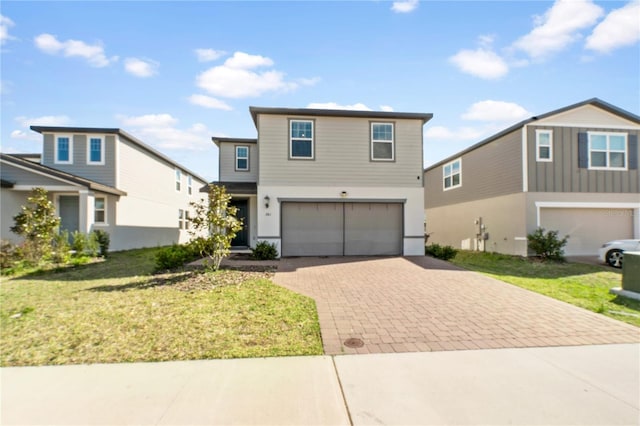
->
[424,125,488,141]
[34,33,117,67]
[196,51,306,98]
[15,114,72,127]
[116,113,177,128]
[380,105,394,112]
[1,15,16,45]
[194,48,226,62]
[512,0,604,59]
[124,57,158,78]
[391,0,419,13]
[116,113,213,151]
[461,100,531,122]
[306,102,372,111]
[188,94,233,111]
[10,130,39,142]
[585,1,640,53]
[449,48,509,79]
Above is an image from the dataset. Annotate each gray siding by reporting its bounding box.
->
[1,163,68,186]
[258,115,424,187]
[528,126,640,193]
[41,133,117,187]
[218,142,258,182]
[425,129,522,208]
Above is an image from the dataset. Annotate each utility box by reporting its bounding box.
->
[622,251,640,293]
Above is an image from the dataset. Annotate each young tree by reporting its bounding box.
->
[10,187,61,263]
[188,184,242,270]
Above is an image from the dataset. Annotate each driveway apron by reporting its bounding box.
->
[274,256,640,355]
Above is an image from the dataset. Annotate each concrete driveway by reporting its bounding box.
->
[274,256,640,355]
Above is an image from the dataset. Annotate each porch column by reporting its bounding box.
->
[78,190,92,234]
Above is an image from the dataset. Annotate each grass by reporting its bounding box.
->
[450,251,640,327]
[0,247,323,366]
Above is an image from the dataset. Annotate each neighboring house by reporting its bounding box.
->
[1,127,207,251]
[207,106,433,256]
[424,98,640,257]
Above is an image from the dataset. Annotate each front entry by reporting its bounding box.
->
[59,195,80,234]
[230,199,249,247]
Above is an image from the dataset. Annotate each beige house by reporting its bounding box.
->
[424,98,640,256]
[208,106,433,256]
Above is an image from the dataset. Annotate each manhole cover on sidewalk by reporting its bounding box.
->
[344,338,364,348]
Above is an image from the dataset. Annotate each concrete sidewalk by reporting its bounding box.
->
[2,344,639,425]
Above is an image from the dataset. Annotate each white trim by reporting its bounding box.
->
[54,134,73,164]
[371,122,395,162]
[587,131,628,171]
[86,135,106,165]
[514,237,528,241]
[289,119,314,160]
[535,201,640,227]
[535,129,553,162]
[175,168,182,192]
[235,145,250,171]
[522,125,528,193]
[531,122,640,130]
[442,158,462,191]
[115,135,120,188]
[12,185,80,192]
[94,196,108,225]
[187,174,193,195]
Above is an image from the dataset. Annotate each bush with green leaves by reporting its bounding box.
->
[425,243,458,261]
[51,231,72,264]
[93,230,110,257]
[155,244,198,271]
[251,241,279,260]
[527,227,569,261]
[1,240,19,270]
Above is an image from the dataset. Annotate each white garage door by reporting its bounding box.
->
[540,208,633,256]
[281,202,403,257]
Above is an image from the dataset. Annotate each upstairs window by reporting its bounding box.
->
[88,136,104,165]
[536,130,553,162]
[443,158,461,190]
[175,169,181,191]
[290,120,314,159]
[55,135,73,164]
[236,146,249,171]
[371,122,394,161]
[94,197,106,224]
[589,132,627,170]
[188,175,193,195]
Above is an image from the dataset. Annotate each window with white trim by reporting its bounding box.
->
[94,197,106,224]
[290,120,314,159]
[175,168,181,191]
[87,136,104,164]
[536,130,553,162]
[443,158,461,190]
[236,146,249,171]
[371,122,394,161]
[185,210,191,229]
[187,175,193,195]
[589,132,627,170]
[178,209,184,229]
[55,135,73,164]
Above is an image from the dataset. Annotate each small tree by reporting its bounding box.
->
[527,227,569,261]
[188,184,242,270]
[10,187,61,263]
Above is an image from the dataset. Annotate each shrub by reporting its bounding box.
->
[10,187,60,262]
[0,240,18,270]
[251,241,278,260]
[51,231,72,264]
[425,243,458,261]
[527,227,569,261]
[155,244,197,271]
[93,230,110,257]
[70,231,87,255]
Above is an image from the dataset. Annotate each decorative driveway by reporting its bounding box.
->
[274,256,640,355]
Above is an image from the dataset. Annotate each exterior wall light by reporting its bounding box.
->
[340,191,348,198]
[264,195,270,209]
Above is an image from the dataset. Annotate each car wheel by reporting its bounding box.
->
[606,249,623,268]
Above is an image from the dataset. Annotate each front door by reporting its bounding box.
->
[59,195,80,234]
[230,199,248,247]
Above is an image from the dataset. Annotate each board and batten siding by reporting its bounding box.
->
[218,142,258,182]
[41,134,117,187]
[527,126,640,193]
[424,129,522,209]
[257,115,424,187]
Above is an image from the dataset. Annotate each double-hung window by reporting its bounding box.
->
[536,130,553,162]
[175,169,182,191]
[588,132,627,170]
[94,197,106,224]
[443,158,461,190]
[236,146,249,171]
[55,135,73,164]
[178,209,184,229]
[371,122,394,161]
[87,136,104,165]
[290,120,314,159]
[187,175,193,195]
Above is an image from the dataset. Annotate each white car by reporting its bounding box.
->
[598,239,640,268]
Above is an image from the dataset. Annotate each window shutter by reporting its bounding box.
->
[577,132,588,168]
[629,134,638,170]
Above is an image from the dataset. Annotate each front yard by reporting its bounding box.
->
[0,248,323,366]
[451,251,640,327]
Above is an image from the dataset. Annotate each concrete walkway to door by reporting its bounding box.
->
[274,256,640,355]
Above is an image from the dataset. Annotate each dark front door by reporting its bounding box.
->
[230,199,249,247]
[59,195,80,234]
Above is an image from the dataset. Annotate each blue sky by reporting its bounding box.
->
[2,0,639,181]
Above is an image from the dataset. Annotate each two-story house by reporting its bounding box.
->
[424,98,639,257]
[1,126,207,251]
[208,106,433,256]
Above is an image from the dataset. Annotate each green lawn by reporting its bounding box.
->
[450,251,640,327]
[0,248,323,366]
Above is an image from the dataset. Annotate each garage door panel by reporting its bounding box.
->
[282,203,343,256]
[344,203,402,256]
[541,208,633,256]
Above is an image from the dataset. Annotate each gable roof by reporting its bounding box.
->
[249,106,433,127]
[0,153,127,196]
[29,126,207,183]
[212,137,258,147]
[424,98,640,172]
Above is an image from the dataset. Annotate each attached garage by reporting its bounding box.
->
[281,202,403,256]
[540,208,634,256]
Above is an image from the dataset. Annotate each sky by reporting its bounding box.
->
[1,0,639,181]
